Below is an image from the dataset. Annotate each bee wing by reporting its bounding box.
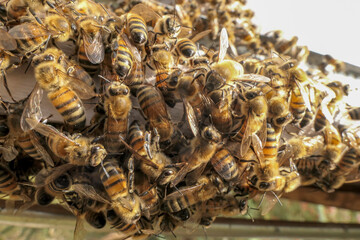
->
[9,22,49,39]
[240,118,251,157]
[118,135,159,170]
[25,118,79,146]
[295,80,312,112]
[191,29,212,43]
[257,117,267,147]
[20,83,43,132]
[234,74,271,83]
[35,163,74,187]
[55,69,97,99]
[251,133,264,166]
[129,3,160,26]
[164,184,203,201]
[218,28,229,63]
[83,31,105,64]
[0,28,17,50]
[122,33,141,62]
[28,131,54,167]
[345,166,360,183]
[183,98,199,137]
[170,162,190,187]
[260,191,283,216]
[72,184,111,204]
[144,131,153,160]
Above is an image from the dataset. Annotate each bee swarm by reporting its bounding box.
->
[0,0,359,239]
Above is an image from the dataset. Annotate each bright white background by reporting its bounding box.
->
[247,0,360,66]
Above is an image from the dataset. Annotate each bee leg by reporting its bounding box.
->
[2,71,16,102]
[127,156,135,194]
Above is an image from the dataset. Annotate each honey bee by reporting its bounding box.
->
[124,60,146,96]
[0,164,19,194]
[111,32,142,79]
[231,86,268,157]
[286,135,325,185]
[128,120,179,185]
[317,148,359,192]
[207,85,233,133]
[200,196,248,227]
[170,125,222,187]
[318,54,345,75]
[6,0,49,22]
[347,107,360,120]
[165,69,209,130]
[73,0,109,19]
[26,118,107,167]
[136,84,174,144]
[99,157,141,224]
[106,208,140,238]
[30,47,96,131]
[7,12,72,56]
[249,124,300,193]
[204,29,269,93]
[103,81,132,153]
[210,147,240,183]
[35,170,72,206]
[135,172,160,219]
[0,101,53,166]
[76,16,106,75]
[164,175,219,218]
[121,5,149,47]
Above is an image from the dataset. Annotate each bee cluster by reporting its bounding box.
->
[0,0,359,239]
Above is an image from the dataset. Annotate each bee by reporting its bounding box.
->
[5,0,49,22]
[35,171,72,206]
[165,69,208,129]
[287,135,325,185]
[103,81,132,153]
[317,148,359,192]
[249,123,300,193]
[171,125,222,187]
[73,0,109,19]
[111,32,142,79]
[312,81,344,131]
[31,47,96,131]
[8,12,72,56]
[207,85,233,133]
[231,86,268,157]
[77,16,106,75]
[99,157,141,224]
[318,54,345,75]
[135,172,160,219]
[172,30,211,63]
[128,120,178,185]
[150,43,179,107]
[106,208,140,238]
[0,164,18,194]
[0,101,53,166]
[164,176,219,218]
[204,29,270,93]
[200,196,248,227]
[348,107,360,120]
[121,5,149,47]
[26,118,107,167]
[136,84,174,144]
[267,95,292,131]
[210,147,240,183]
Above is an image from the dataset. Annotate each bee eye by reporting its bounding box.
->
[122,88,129,95]
[259,182,270,190]
[164,170,174,177]
[246,91,258,99]
[44,55,54,61]
[91,146,100,154]
[276,117,286,125]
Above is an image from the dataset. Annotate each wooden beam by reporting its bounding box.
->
[283,186,360,211]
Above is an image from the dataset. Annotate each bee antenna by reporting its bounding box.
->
[98,75,111,83]
[271,191,283,206]
[247,211,254,222]
[99,3,110,17]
